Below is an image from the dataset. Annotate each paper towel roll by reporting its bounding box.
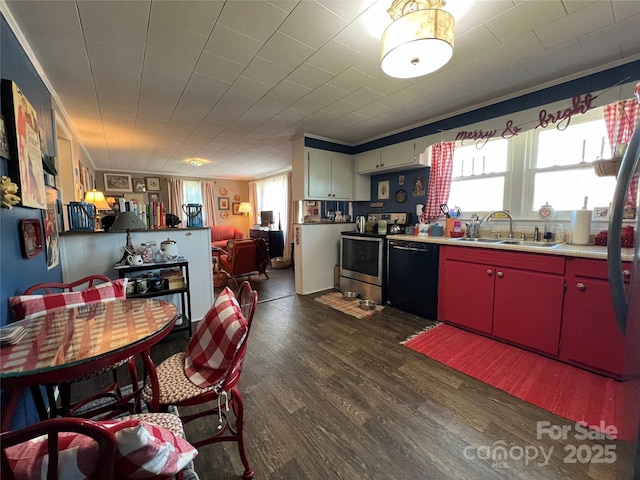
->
[570,210,592,245]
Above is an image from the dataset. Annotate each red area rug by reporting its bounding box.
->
[404,323,639,441]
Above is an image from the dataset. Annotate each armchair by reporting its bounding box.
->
[218,239,269,287]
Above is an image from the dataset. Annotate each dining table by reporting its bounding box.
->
[0,298,179,431]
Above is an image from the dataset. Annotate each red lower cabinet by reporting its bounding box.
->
[559,258,631,378]
[492,267,564,355]
[439,258,494,334]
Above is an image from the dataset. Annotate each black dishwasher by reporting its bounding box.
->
[387,239,439,320]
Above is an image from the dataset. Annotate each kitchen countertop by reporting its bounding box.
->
[386,234,635,262]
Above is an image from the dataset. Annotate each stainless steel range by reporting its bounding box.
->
[339,213,409,304]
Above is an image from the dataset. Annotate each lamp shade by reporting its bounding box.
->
[83,189,111,210]
[110,211,147,231]
[381,0,454,79]
[238,202,252,214]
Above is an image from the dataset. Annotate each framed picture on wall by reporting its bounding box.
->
[218,197,229,210]
[148,192,159,203]
[0,113,9,160]
[145,177,160,191]
[124,193,145,207]
[1,80,47,209]
[103,173,132,193]
[232,202,241,214]
[133,178,146,192]
[378,180,389,200]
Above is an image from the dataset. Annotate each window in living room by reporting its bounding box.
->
[183,180,205,222]
[256,174,288,230]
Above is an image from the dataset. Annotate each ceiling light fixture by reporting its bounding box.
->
[381,0,454,79]
[189,159,205,167]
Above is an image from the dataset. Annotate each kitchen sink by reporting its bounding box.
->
[498,240,564,248]
[451,237,504,243]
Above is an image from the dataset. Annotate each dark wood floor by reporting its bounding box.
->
[86,267,636,479]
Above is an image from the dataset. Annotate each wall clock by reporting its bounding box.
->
[395,189,406,203]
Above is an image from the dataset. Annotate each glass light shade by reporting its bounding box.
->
[83,189,111,210]
[381,8,454,79]
[110,211,147,231]
[238,202,252,213]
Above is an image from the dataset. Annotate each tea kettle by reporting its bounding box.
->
[356,215,366,233]
[389,220,402,234]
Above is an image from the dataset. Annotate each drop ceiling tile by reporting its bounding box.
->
[340,87,384,108]
[78,1,150,54]
[478,31,545,70]
[485,0,566,43]
[332,14,383,57]
[306,83,350,104]
[218,0,289,42]
[579,12,640,53]
[204,25,264,65]
[452,25,502,65]
[85,40,143,76]
[144,44,200,80]
[306,40,361,75]
[322,99,360,116]
[317,0,375,22]
[194,52,245,84]
[147,18,207,61]
[535,1,614,48]
[151,0,223,36]
[257,31,316,70]
[612,0,640,18]
[185,73,231,100]
[519,39,583,76]
[375,90,416,110]
[286,63,334,90]
[279,0,347,49]
[327,67,376,92]
[454,0,515,36]
[228,76,273,100]
[242,57,291,86]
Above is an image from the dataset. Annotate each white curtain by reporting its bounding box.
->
[166,178,184,221]
[256,175,288,231]
[201,181,217,227]
[248,180,258,228]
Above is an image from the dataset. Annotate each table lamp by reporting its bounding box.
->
[83,189,111,231]
[110,211,147,262]
[238,202,252,234]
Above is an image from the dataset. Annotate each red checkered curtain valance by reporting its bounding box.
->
[424,142,455,220]
[604,100,640,208]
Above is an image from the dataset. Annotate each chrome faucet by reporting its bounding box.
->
[485,210,514,238]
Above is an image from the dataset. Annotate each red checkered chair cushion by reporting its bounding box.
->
[2,416,197,480]
[184,287,248,388]
[9,279,127,320]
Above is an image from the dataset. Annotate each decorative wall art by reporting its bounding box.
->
[378,180,390,200]
[145,177,160,191]
[124,193,145,207]
[0,113,9,159]
[104,173,132,193]
[593,207,610,221]
[232,202,241,215]
[43,188,60,269]
[234,194,241,201]
[220,211,229,218]
[218,197,229,210]
[20,218,43,259]
[133,178,146,192]
[305,201,316,206]
[148,192,159,203]
[412,176,426,196]
[1,80,46,209]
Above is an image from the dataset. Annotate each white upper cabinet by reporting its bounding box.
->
[355,140,429,174]
[305,147,353,200]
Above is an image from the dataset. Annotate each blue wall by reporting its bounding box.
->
[352,167,429,225]
[1,13,62,429]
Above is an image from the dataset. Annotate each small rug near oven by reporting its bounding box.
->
[314,292,384,320]
[403,323,640,441]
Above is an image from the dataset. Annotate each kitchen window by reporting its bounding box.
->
[449,105,617,218]
[449,138,508,212]
[183,180,206,222]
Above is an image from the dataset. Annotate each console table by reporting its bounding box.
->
[250,229,284,258]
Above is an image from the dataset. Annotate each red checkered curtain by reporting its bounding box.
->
[424,142,455,220]
[604,100,640,208]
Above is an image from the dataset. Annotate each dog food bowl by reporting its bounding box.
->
[342,291,359,301]
[359,299,377,310]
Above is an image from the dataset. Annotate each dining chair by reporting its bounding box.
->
[21,275,137,420]
[1,414,198,480]
[141,281,258,480]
